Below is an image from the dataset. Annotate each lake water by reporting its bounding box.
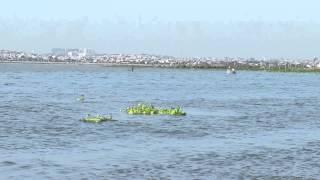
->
[1,64,320,179]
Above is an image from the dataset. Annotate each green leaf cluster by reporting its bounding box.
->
[126,104,186,116]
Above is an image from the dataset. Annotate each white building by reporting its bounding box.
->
[52,48,95,58]
[79,48,95,57]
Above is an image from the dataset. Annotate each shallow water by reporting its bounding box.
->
[1,64,320,179]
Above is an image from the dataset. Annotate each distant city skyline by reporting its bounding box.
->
[1,0,320,58]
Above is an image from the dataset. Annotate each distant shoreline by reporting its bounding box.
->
[1,61,320,73]
[2,48,320,73]
[0,61,152,66]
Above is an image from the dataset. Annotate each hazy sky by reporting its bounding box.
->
[1,0,320,57]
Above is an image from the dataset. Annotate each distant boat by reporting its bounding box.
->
[226,68,236,74]
[231,68,236,74]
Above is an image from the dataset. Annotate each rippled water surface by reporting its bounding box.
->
[1,64,320,179]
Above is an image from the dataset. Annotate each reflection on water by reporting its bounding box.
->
[1,64,320,179]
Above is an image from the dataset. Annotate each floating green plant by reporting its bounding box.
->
[80,114,113,123]
[126,104,186,116]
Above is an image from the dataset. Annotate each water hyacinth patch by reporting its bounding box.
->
[126,104,186,116]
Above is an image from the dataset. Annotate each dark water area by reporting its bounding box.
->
[1,64,320,179]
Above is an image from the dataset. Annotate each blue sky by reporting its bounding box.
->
[2,0,320,21]
[1,0,320,57]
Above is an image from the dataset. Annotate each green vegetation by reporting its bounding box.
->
[126,104,186,116]
[80,115,113,123]
[237,66,320,73]
[265,67,320,73]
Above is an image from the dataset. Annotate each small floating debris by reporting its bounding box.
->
[126,104,186,116]
[80,114,113,123]
[77,95,85,102]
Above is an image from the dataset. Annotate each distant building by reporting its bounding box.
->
[67,51,78,58]
[51,48,95,57]
[79,48,95,57]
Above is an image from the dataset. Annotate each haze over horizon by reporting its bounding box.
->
[1,0,320,58]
